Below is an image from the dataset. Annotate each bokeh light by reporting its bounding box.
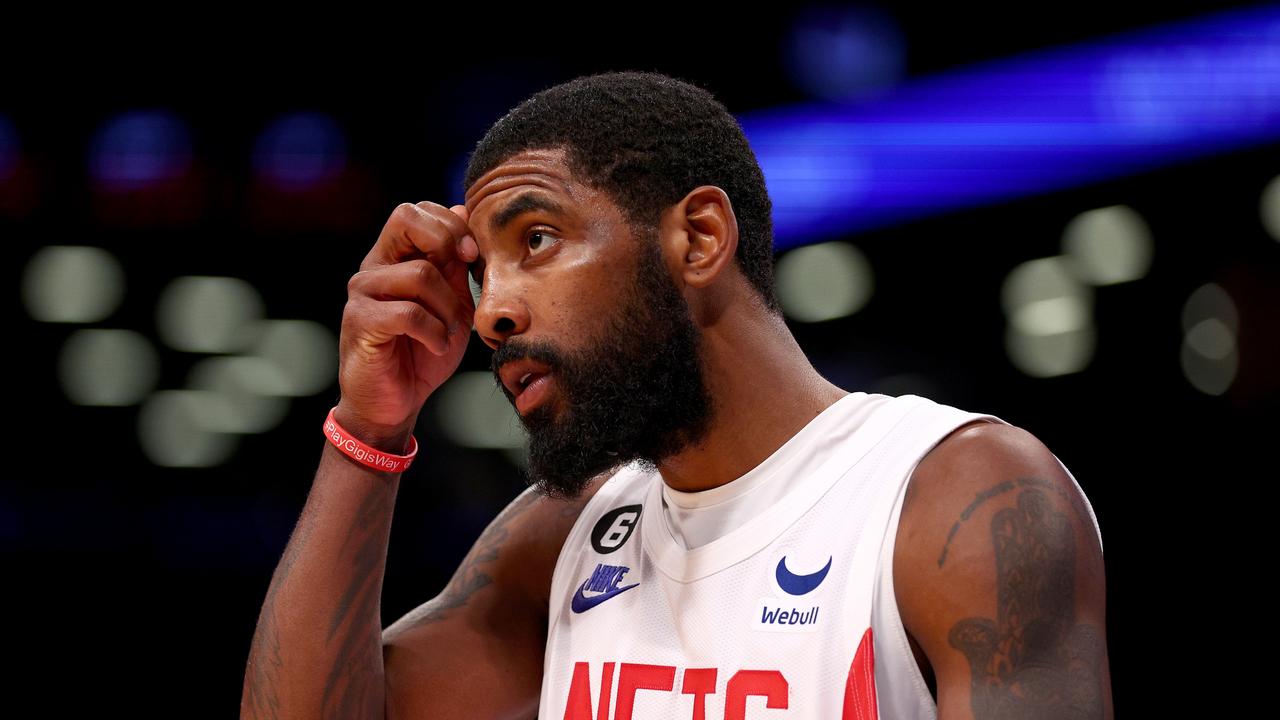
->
[156,276,265,353]
[1180,283,1239,395]
[252,112,348,192]
[138,390,239,468]
[776,241,874,322]
[58,329,160,406]
[1061,205,1154,285]
[783,4,906,103]
[89,110,192,190]
[22,246,126,323]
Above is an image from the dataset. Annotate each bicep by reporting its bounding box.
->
[381,478,607,720]
[380,487,549,720]
[382,593,543,720]
[893,422,1113,720]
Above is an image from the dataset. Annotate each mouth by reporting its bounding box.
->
[515,371,554,416]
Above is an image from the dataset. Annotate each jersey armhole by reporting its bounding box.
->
[870,447,946,718]
[545,465,637,624]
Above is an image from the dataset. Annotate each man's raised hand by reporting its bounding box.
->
[334,201,479,447]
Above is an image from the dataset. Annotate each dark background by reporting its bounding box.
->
[5,4,1276,716]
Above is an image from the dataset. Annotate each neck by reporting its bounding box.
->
[655,298,850,493]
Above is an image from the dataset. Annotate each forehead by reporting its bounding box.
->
[464,148,582,219]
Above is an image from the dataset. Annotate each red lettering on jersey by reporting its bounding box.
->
[680,668,717,720]
[614,663,676,720]
[564,662,594,720]
[563,661,618,720]
[598,662,615,720]
[841,627,878,720]
[724,670,789,720]
[563,662,799,719]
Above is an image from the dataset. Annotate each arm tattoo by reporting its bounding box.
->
[398,489,541,630]
[242,466,401,720]
[320,485,395,717]
[946,486,1106,719]
[938,476,1095,569]
[243,490,322,719]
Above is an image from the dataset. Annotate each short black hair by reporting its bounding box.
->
[463,70,782,317]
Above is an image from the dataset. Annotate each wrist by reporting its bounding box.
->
[331,404,418,455]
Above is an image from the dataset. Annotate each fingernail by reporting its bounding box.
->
[462,235,478,260]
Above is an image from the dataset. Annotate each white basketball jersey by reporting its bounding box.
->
[538,391,1103,719]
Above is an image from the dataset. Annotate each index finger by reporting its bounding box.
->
[359,201,476,272]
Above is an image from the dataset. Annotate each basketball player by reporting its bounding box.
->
[242,71,1112,719]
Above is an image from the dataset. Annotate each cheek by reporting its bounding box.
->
[551,251,628,310]
[535,233,639,337]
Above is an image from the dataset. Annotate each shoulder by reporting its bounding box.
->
[379,470,621,719]
[897,419,1101,560]
[474,469,620,614]
[383,468,617,641]
[892,419,1113,718]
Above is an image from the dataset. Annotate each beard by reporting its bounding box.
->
[490,225,718,500]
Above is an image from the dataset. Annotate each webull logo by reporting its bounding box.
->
[755,600,821,633]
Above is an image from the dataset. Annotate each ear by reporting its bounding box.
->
[663,185,739,291]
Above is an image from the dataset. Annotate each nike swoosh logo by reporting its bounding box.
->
[776,556,832,595]
[570,579,640,613]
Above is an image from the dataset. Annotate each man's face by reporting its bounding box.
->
[465,148,718,498]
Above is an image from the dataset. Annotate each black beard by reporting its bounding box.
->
[490,226,717,500]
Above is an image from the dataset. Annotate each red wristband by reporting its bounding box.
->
[323,405,419,474]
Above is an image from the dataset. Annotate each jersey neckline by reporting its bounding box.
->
[660,391,867,512]
[639,392,926,583]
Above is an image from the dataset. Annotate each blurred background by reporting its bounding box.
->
[6,3,1277,715]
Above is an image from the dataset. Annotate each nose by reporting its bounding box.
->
[472,271,531,351]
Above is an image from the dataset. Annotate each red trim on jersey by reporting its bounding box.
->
[842,626,879,720]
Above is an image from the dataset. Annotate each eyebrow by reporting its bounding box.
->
[488,191,569,238]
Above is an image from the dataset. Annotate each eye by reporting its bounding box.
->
[526,228,561,256]
[465,228,559,301]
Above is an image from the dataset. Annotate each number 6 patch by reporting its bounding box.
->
[590,504,642,554]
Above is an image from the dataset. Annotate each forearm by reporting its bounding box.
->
[241,418,413,719]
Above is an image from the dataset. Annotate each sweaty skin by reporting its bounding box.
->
[377,146,1112,719]
[463,147,851,493]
